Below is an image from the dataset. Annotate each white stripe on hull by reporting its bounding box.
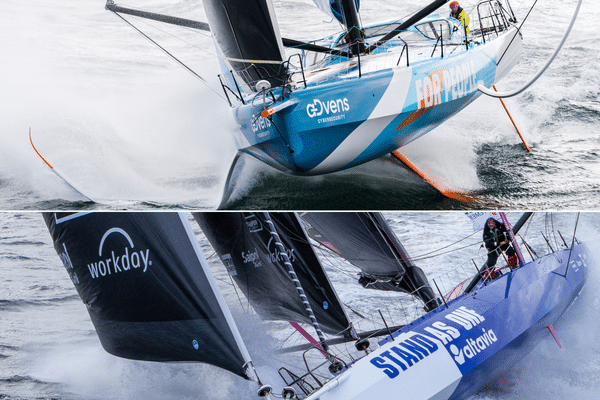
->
[310,68,413,174]
[307,331,462,400]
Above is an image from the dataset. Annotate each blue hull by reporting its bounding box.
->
[308,244,589,400]
[446,246,588,399]
[229,26,522,175]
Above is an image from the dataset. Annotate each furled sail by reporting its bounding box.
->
[301,213,438,310]
[43,212,254,379]
[312,0,364,54]
[203,0,287,90]
[194,212,352,337]
[312,0,360,24]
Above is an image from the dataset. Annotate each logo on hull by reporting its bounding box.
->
[370,333,439,379]
[370,306,499,378]
[251,116,272,133]
[415,60,478,110]
[306,97,350,120]
[449,328,498,365]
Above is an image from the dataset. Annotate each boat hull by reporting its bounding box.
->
[231,27,523,175]
[307,244,589,400]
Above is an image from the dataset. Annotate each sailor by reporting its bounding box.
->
[483,218,518,276]
[449,1,470,34]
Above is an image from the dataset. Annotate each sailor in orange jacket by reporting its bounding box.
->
[449,1,470,34]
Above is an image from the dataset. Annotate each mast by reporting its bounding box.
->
[334,0,365,55]
[499,212,526,265]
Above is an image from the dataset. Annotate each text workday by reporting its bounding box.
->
[87,228,152,278]
[306,97,350,118]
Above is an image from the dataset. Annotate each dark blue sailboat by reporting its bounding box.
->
[44,212,589,399]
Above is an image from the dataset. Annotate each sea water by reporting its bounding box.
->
[0,0,599,209]
[1,212,599,399]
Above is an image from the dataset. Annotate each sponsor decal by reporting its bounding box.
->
[266,237,295,263]
[221,253,237,275]
[245,214,263,233]
[370,306,496,378]
[449,328,498,365]
[370,333,439,379]
[424,321,461,345]
[57,243,79,284]
[415,60,478,110]
[241,237,296,268]
[306,97,350,123]
[251,115,272,133]
[571,251,588,272]
[444,306,485,329]
[87,228,152,279]
[242,248,262,268]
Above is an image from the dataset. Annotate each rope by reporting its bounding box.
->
[564,213,580,278]
[109,10,227,101]
[478,0,583,98]
[261,213,330,352]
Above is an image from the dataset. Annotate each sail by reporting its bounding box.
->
[43,212,253,379]
[313,0,360,25]
[203,0,287,90]
[313,1,363,54]
[194,212,352,337]
[301,213,437,310]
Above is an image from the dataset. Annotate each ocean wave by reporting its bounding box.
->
[0,295,80,310]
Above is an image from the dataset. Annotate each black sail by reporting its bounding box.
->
[43,212,252,379]
[301,212,437,310]
[194,212,352,337]
[203,0,287,89]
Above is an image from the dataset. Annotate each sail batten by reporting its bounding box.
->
[44,212,253,379]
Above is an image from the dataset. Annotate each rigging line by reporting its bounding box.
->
[414,241,482,260]
[411,241,483,262]
[411,230,481,259]
[496,0,538,66]
[478,0,583,98]
[563,213,580,278]
[228,269,247,311]
[110,11,227,101]
[122,11,217,57]
[315,256,359,279]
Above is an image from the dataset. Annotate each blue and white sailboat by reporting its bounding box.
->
[204,0,522,175]
[104,0,523,184]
